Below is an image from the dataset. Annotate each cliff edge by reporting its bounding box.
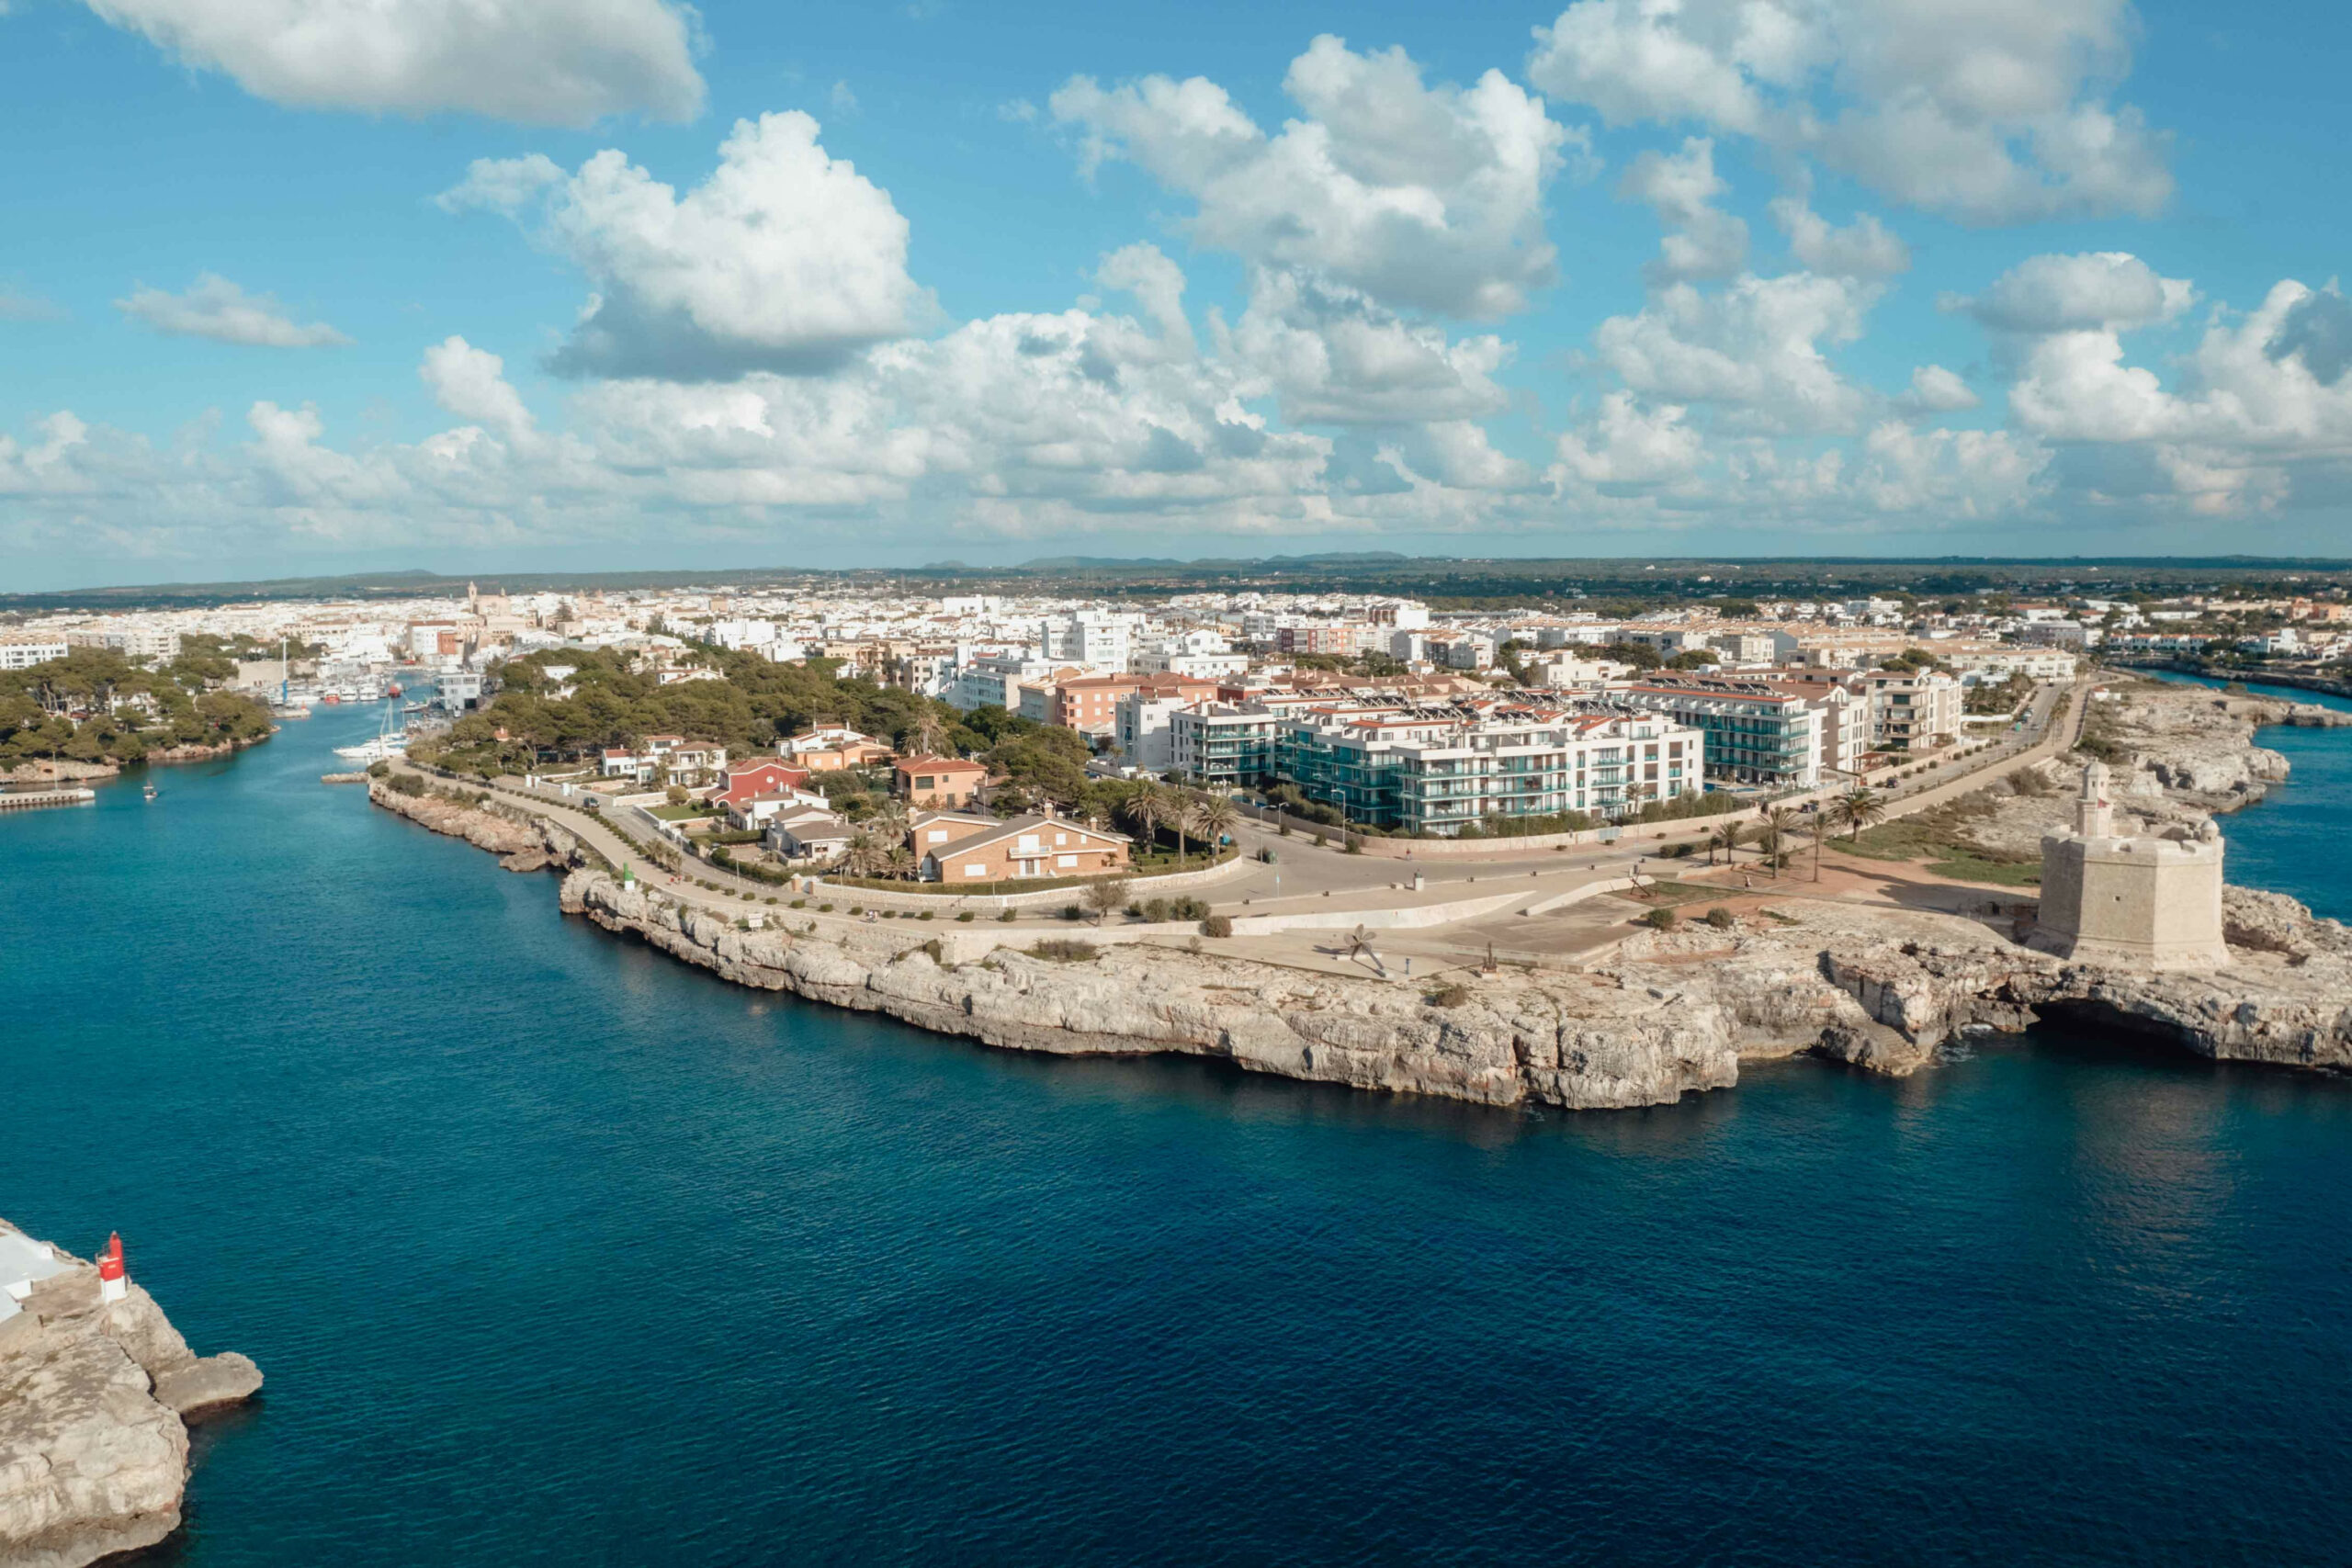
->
[0,1226,261,1568]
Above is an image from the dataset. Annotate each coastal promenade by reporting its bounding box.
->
[380,679,2091,969]
[374,681,2092,987]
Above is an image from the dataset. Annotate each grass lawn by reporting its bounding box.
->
[651,803,718,820]
[1614,878,1774,908]
[1925,853,2041,886]
[1834,797,2041,886]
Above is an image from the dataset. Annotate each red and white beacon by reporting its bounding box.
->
[97,1233,128,1305]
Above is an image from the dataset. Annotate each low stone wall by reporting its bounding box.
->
[1239,804,1747,860]
[812,850,1253,914]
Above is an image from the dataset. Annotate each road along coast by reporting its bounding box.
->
[365,744,2352,1108]
[0,1224,262,1568]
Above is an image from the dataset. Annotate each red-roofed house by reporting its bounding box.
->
[892,756,989,808]
[716,760,811,808]
[918,810,1131,883]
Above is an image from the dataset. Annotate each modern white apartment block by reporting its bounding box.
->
[0,636,70,670]
[1271,703,1704,833]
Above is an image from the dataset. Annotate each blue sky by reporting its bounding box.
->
[5,0,2352,590]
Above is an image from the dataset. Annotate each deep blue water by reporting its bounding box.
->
[5,708,2351,1566]
[2140,670,2352,921]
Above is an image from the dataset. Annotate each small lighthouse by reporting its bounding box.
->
[96,1232,128,1305]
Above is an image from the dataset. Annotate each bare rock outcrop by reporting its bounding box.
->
[0,761,119,787]
[2093,682,2293,810]
[368,781,568,869]
[567,870,1767,1109]
[0,1231,261,1568]
[558,864,2352,1103]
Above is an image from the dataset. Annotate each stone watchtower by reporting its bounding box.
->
[2031,760,2229,970]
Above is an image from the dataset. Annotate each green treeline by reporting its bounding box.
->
[420,646,1110,810]
[0,639,276,765]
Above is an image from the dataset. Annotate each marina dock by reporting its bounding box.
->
[0,787,98,811]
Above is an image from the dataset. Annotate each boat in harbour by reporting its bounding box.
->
[333,700,410,763]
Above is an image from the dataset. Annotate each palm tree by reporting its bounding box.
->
[911,710,947,758]
[1808,810,1830,881]
[1707,819,1746,865]
[1191,795,1238,858]
[843,831,881,878]
[884,844,916,881]
[1123,784,1166,861]
[1170,790,1199,867]
[1757,806,1798,878]
[1832,785,1885,846]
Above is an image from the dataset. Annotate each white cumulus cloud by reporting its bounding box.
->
[1898,364,1981,413]
[1529,0,2171,224]
[1216,267,1514,425]
[1593,270,1880,434]
[1768,195,1908,278]
[1552,391,1705,486]
[1621,137,1747,283]
[81,0,703,126]
[1952,250,2195,333]
[421,336,536,443]
[116,274,350,347]
[441,112,923,379]
[82,0,702,127]
[1052,34,1585,320]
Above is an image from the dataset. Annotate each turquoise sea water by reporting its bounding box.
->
[2139,670,2352,921]
[5,707,2350,1565]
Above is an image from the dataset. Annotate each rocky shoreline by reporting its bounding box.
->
[364,761,2352,1109]
[0,1226,262,1568]
[0,761,119,787]
[1,735,271,791]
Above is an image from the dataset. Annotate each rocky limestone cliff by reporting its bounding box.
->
[367,780,577,873]
[2092,681,2294,810]
[370,771,2352,1106]
[567,869,1811,1108]
[569,867,2352,1096]
[565,870,1962,1107]
[0,1235,261,1568]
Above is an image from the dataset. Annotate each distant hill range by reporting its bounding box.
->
[4,553,2347,614]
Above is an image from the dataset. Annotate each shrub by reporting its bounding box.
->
[918,909,935,921]
[998,909,1017,923]
[849,906,865,916]
[790,899,807,908]
[366,760,390,778]
[956,911,975,922]
[819,902,834,912]
[1643,907,1679,931]
[918,938,944,964]
[1029,938,1099,963]
[1703,907,1737,930]
[881,909,899,919]
[1141,897,1170,921]
[1203,914,1233,938]
[1430,982,1471,1008]
[1313,833,1329,849]
[1061,903,1084,921]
